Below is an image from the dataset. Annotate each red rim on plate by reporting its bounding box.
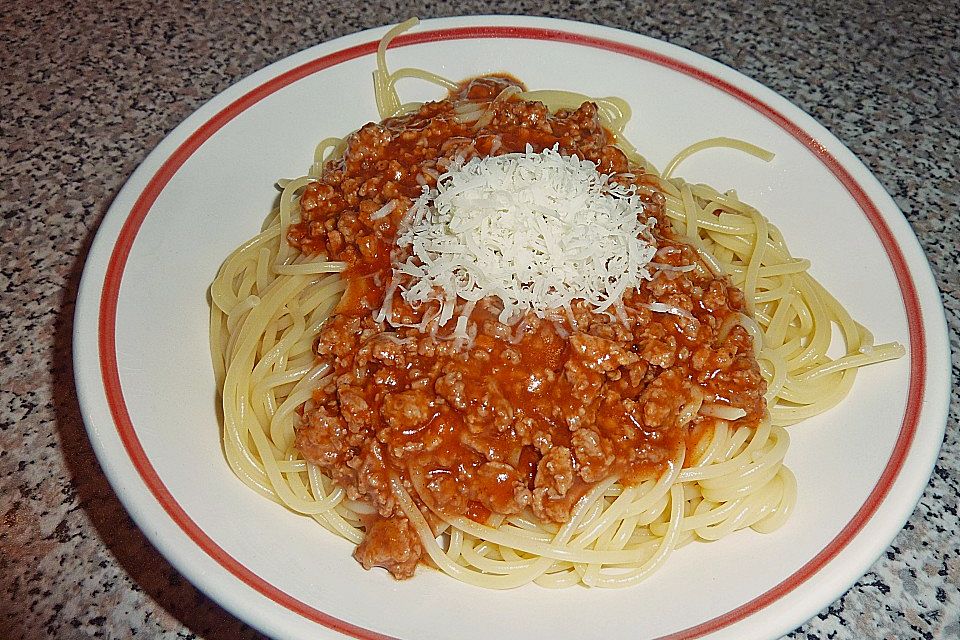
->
[95,25,925,640]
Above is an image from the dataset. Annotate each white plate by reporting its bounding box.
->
[73,16,951,640]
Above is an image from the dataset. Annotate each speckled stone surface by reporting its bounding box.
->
[1,0,957,638]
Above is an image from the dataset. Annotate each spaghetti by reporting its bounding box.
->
[209,18,904,589]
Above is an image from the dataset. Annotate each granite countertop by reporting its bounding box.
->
[1,0,957,638]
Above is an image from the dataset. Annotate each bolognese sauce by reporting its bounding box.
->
[290,77,766,579]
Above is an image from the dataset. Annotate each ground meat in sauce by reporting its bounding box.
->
[292,77,767,579]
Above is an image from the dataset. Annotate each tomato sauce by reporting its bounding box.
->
[291,78,766,578]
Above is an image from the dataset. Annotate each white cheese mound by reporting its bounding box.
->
[387,145,658,334]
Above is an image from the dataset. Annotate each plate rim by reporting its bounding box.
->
[72,14,951,640]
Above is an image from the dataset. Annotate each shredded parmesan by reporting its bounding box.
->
[384,145,658,336]
[371,199,398,220]
[643,302,697,322]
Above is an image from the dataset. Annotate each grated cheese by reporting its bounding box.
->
[371,199,398,220]
[383,145,659,338]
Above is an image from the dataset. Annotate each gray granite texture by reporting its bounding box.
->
[1,0,957,638]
